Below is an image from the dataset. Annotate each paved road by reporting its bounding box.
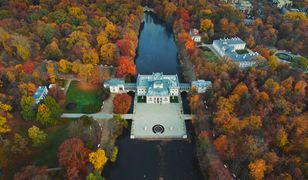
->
[61,113,114,119]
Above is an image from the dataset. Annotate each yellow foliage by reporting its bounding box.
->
[37,104,51,120]
[105,22,118,39]
[0,115,10,134]
[46,61,56,83]
[96,31,109,47]
[0,102,12,112]
[89,148,108,171]
[6,71,16,82]
[58,59,71,73]
[68,7,84,17]
[268,55,279,70]
[200,18,214,32]
[100,43,117,64]
[83,48,99,65]
[164,2,177,19]
[19,83,36,96]
[285,12,307,21]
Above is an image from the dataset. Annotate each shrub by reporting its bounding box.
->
[110,146,118,163]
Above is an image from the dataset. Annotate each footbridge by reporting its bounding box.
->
[124,83,137,92]
[179,83,191,92]
[143,6,154,12]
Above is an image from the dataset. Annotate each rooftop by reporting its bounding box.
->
[33,86,47,100]
[105,79,125,86]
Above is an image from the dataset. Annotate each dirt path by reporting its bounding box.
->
[203,113,234,180]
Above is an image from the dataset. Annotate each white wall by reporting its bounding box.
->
[147,96,170,104]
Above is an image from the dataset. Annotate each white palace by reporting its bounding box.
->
[104,72,212,104]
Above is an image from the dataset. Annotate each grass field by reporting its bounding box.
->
[65,81,103,113]
[201,50,219,62]
[236,49,249,54]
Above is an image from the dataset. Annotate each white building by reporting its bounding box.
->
[33,86,48,104]
[190,28,202,43]
[221,0,253,14]
[137,73,180,104]
[212,37,260,68]
[272,0,293,9]
[191,80,212,93]
[104,73,212,103]
[103,79,125,93]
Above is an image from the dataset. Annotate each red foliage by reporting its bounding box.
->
[116,39,135,57]
[176,7,190,21]
[113,93,131,114]
[58,138,90,179]
[21,61,35,74]
[116,56,136,78]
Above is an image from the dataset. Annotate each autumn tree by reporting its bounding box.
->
[116,39,136,58]
[18,83,36,96]
[97,31,108,47]
[185,40,195,55]
[20,96,36,121]
[189,94,200,113]
[89,148,108,171]
[82,48,99,65]
[46,61,56,83]
[100,43,119,65]
[232,82,248,96]
[28,126,47,147]
[21,60,35,74]
[248,159,266,180]
[164,2,177,22]
[45,40,63,60]
[0,116,10,139]
[105,22,118,40]
[275,128,288,148]
[116,56,136,78]
[36,96,62,126]
[90,66,110,87]
[113,94,131,114]
[58,59,71,73]
[58,138,89,179]
[200,18,214,33]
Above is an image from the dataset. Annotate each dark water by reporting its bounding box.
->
[136,12,181,75]
[103,12,203,180]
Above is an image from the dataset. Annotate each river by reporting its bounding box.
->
[103,12,203,180]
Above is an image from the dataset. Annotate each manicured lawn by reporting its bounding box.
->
[137,96,146,103]
[65,81,103,113]
[236,49,249,54]
[170,96,179,103]
[33,121,71,167]
[202,50,219,62]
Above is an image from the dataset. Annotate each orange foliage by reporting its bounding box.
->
[232,82,248,96]
[178,32,191,43]
[189,94,200,113]
[116,56,136,78]
[259,91,269,102]
[248,159,266,180]
[185,40,195,54]
[213,135,228,155]
[113,93,131,114]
